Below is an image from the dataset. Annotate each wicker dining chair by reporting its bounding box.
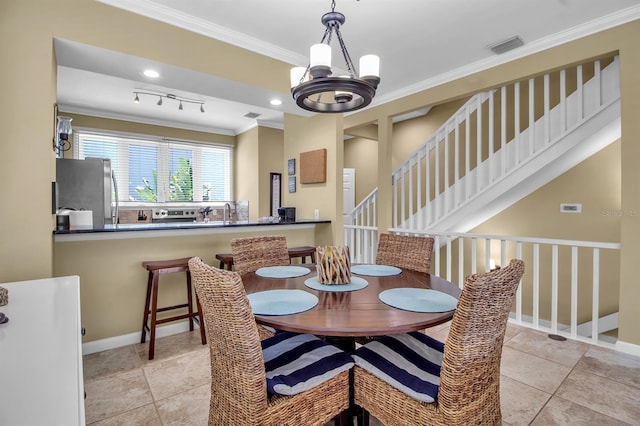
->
[231,235,291,276]
[375,233,435,274]
[353,259,525,426]
[230,235,292,339]
[188,257,353,426]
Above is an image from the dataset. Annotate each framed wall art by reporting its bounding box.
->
[270,173,281,217]
[288,158,296,175]
[288,176,296,193]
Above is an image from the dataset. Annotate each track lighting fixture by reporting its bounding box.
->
[132,91,205,112]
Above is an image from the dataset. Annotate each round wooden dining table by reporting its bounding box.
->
[241,265,462,339]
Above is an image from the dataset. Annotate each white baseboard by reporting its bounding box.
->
[82,322,200,355]
[615,340,640,357]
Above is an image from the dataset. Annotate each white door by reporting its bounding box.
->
[343,168,356,221]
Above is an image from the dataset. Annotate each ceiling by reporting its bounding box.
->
[55,0,640,136]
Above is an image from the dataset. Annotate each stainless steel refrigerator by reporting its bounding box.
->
[55,158,119,226]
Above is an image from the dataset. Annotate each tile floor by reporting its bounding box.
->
[83,323,640,425]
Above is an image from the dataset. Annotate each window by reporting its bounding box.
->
[75,130,232,204]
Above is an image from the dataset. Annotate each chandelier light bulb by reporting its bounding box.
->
[359,55,380,79]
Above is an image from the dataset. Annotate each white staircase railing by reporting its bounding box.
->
[344,55,620,258]
[393,55,620,230]
[389,229,621,347]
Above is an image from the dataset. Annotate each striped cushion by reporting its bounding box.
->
[262,332,354,395]
[352,331,444,402]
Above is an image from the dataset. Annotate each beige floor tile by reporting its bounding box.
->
[500,375,551,426]
[144,347,211,401]
[84,344,141,381]
[136,329,207,363]
[89,403,162,425]
[505,328,590,367]
[503,323,526,343]
[530,396,631,425]
[500,347,572,393]
[556,369,640,424]
[84,369,154,424]
[574,346,640,389]
[156,383,211,425]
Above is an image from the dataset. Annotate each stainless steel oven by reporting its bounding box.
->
[151,208,198,223]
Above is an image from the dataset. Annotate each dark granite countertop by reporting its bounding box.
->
[53,219,331,235]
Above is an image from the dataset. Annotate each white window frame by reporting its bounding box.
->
[73,128,233,206]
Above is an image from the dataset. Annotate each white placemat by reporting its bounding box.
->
[248,289,318,315]
[303,276,369,292]
[351,264,402,276]
[378,288,458,313]
[255,266,311,278]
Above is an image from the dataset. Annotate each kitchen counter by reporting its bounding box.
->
[54,219,331,242]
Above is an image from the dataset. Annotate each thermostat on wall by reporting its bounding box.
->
[560,203,582,213]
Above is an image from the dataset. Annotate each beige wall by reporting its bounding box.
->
[284,113,342,245]
[467,141,621,324]
[344,137,378,204]
[236,127,259,219]
[257,126,284,218]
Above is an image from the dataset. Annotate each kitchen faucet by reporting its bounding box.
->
[224,203,232,224]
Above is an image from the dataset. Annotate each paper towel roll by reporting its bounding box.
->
[69,210,93,227]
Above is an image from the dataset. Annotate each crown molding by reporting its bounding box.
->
[367,4,640,109]
[96,0,306,65]
[59,103,237,136]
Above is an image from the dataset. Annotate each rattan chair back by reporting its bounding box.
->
[188,257,351,425]
[375,233,435,274]
[354,258,524,426]
[231,235,291,276]
[437,258,525,424]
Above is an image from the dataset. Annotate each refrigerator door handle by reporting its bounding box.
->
[111,169,119,225]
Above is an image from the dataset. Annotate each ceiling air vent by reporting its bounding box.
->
[244,112,261,119]
[488,35,524,55]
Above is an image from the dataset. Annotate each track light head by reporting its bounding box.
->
[179,101,183,111]
[134,93,140,104]
[200,104,205,113]
[157,97,162,106]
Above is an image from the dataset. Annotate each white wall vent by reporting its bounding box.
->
[488,36,524,55]
[560,203,582,213]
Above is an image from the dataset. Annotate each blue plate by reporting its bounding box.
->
[351,264,402,276]
[379,288,458,313]
[248,289,318,315]
[255,266,311,278]
[304,276,368,292]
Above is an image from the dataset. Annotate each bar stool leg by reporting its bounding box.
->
[149,270,160,360]
[186,271,194,332]
[140,271,153,344]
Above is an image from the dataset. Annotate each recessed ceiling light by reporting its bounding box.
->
[143,69,160,78]
[270,99,282,106]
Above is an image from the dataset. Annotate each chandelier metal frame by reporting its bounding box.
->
[291,0,380,113]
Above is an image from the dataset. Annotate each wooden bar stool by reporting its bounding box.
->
[140,257,206,360]
[215,253,234,270]
[288,246,316,264]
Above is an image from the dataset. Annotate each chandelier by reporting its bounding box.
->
[290,0,380,113]
[133,91,205,113]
